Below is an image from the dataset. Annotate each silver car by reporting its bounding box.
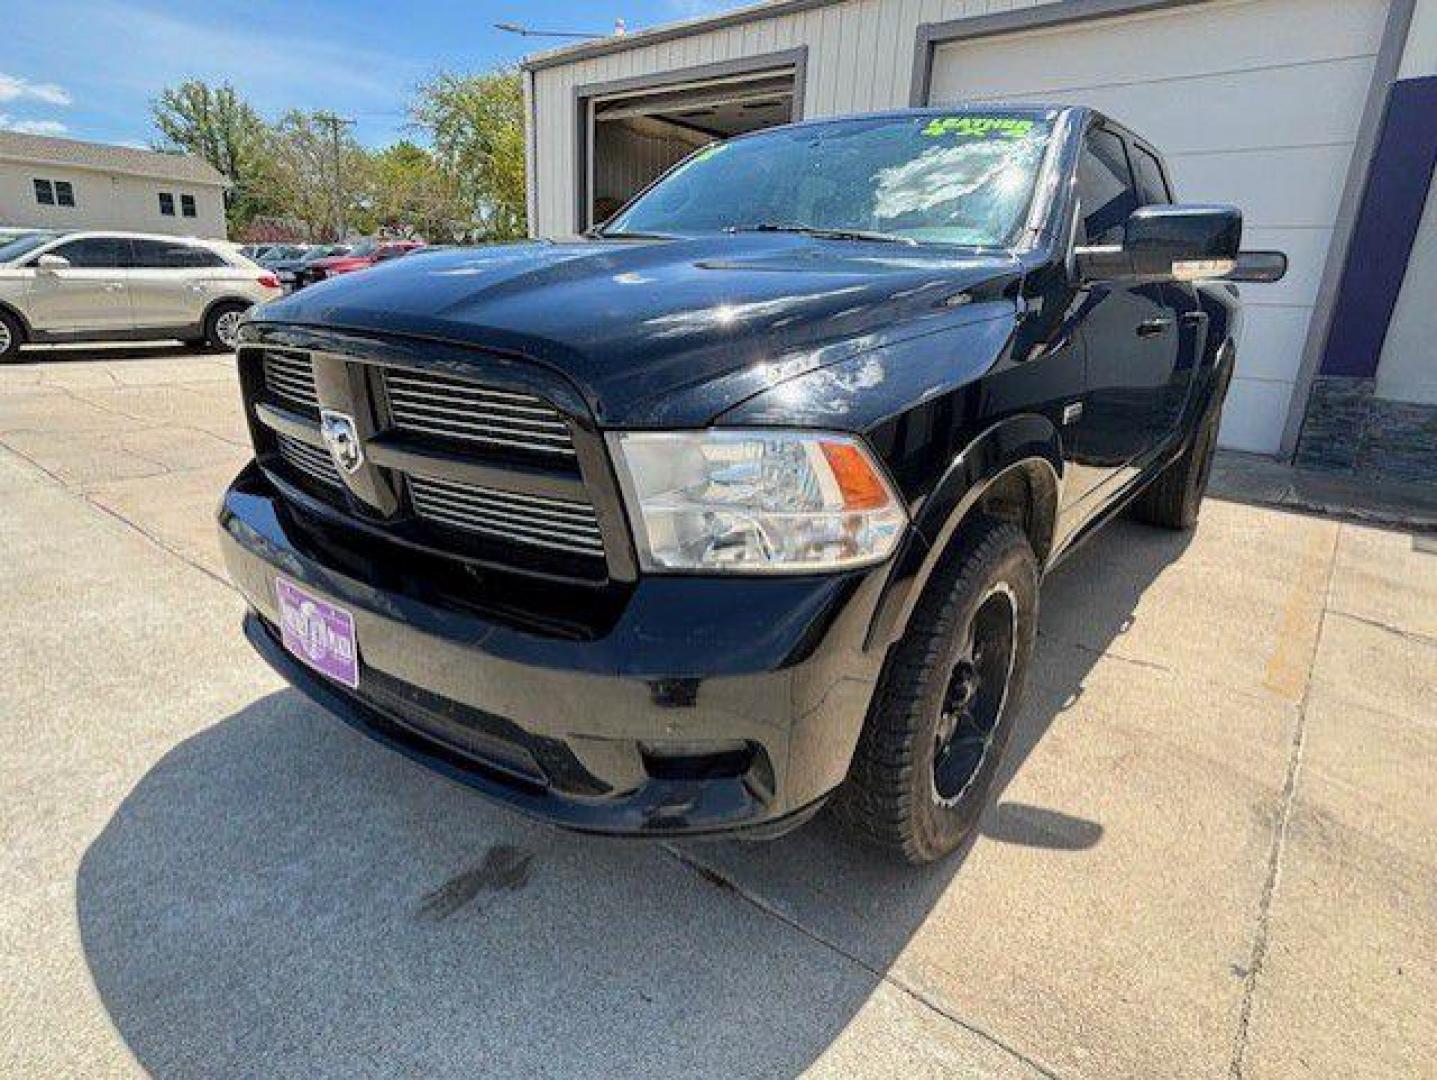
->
[0,230,282,360]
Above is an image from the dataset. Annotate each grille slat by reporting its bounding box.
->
[384,398,571,432]
[384,384,560,418]
[275,433,341,488]
[413,495,603,543]
[409,485,602,528]
[385,370,576,458]
[409,475,604,556]
[263,352,320,412]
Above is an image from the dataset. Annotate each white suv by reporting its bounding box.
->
[0,230,282,360]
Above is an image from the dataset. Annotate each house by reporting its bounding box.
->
[0,131,228,240]
[521,0,1437,486]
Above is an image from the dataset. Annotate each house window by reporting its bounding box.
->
[180,194,196,218]
[158,192,175,216]
[33,178,73,206]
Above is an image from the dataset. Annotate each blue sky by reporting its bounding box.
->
[3,0,745,148]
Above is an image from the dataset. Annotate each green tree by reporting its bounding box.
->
[368,141,467,240]
[150,81,275,233]
[265,111,372,241]
[410,68,527,240]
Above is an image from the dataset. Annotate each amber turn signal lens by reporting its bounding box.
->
[820,440,891,510]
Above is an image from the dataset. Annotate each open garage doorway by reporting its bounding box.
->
[580,62,800,230]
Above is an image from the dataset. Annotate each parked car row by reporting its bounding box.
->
[0,229,281,359]
[240,239,426,292]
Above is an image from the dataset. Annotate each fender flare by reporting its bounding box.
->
[866,413,1064,651]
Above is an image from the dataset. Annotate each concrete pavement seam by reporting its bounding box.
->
[0,434,234,594]
[1226,525,1340,1079]
[1322,608,1437,648]
[660,843,1065,1080]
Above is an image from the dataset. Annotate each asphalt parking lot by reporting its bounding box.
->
[2,344,1434,1079]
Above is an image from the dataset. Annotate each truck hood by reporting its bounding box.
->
[253,236,1022,426]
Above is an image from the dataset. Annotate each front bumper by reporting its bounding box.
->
[219,462,891,836]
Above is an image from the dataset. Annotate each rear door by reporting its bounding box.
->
[1129,139,1206,445]
[23,237,132,334]
[128,239,230,330]
[1066,124,1183,500]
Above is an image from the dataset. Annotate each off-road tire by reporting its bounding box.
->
[0,308,23,362]
[832,518,1039,864]
[1132,407,1220,530]
[203,301,248,351]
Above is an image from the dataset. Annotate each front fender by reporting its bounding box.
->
[865,413,1063,651]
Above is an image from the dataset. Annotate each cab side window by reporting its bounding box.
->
[41,237,129,268]
[1131,145,1174,206]
[1076,127,1138,245]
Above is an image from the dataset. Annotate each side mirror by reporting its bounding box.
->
[35,253,71,272]
[1076,204,1242,283]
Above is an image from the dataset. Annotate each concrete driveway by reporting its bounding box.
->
[2,345,1433,1079]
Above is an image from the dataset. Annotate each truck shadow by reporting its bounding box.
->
[76,518,1189,1078]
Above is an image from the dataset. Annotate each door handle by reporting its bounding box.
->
[1136,317,1173,338]
[103,281,125,292]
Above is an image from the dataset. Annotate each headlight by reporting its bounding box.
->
[610,430,907,573]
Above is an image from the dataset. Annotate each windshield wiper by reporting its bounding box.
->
[589,228,677,240]
[725,223,917,246]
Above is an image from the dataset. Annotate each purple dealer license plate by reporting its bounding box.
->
[275,578,360,688]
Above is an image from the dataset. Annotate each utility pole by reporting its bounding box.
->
[313,111,356,241]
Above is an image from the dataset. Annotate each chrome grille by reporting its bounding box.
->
[263,351,319,413]
[275,433,341,488]
[408,476,604,557]
[385,370,575,458]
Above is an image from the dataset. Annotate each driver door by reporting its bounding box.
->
[25,237,133,334]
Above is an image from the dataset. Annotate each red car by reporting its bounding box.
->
[297,240,425,287]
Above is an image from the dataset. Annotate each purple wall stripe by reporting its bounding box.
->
[1319,75,1437,379]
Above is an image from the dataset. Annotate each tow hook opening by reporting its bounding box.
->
[639,739,759,782]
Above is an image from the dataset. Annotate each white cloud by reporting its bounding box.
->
[0,73,73,107]
[0,114,69,136]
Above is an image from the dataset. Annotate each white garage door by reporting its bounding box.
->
[928,0,1391,453]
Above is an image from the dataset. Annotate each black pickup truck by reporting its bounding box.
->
[219,105,1283,864]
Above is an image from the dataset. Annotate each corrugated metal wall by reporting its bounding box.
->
[592,120,707,218]
[529,0,1055,236]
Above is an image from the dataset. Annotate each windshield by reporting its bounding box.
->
[0,232,58,265]
[347,241,378,257]
[605,112,1053,248]
[303,246,345,262]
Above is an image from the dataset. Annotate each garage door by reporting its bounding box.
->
[928,0,1391,453]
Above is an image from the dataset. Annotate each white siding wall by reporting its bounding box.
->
[0,162,227,239]
[530,0,1057,237]
[592,120,707,213]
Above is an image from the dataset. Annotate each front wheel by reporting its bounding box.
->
[832,518,1039,864]
[204,301,249,351]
